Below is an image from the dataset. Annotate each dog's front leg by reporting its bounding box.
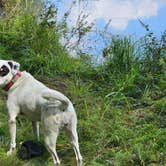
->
[32,121,40,141]
[7,115,17,155]
[7,104,20,155]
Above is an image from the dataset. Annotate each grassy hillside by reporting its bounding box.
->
[0,1,166,166]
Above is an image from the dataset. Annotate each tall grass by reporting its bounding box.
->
[0,1,74,76]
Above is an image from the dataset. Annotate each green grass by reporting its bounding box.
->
[0,79,165,165]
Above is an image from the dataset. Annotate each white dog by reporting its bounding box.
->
[0,60,82,165]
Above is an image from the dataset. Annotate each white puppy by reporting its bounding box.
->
[0,60,82,166]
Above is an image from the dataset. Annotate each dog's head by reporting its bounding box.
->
[0,60,20,87]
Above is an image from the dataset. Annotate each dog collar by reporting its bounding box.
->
[3,71,22,91]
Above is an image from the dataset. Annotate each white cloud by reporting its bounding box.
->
[65,0,166,30]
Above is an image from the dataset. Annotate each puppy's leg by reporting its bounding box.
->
[44,130,60,165]
[32,121,40,141]
[66,118,82,166]
[7,117,17,155]
[7,105,20,155]
[42,110,60,166]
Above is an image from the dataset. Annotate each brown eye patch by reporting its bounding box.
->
[0,65,10,77]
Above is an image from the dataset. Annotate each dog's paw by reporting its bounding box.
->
[7,148,15,156]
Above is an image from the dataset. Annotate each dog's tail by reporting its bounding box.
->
[42,90,71,109]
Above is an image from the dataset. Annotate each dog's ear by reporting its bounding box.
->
[8,61,13,69]
[8,61,20,74]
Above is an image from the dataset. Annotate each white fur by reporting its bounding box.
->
[0,60,82,166]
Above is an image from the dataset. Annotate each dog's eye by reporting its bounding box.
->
[0,65,10,77]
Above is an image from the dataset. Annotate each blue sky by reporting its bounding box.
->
[53,0,166,36]
[124,4,166,37]
[52,0,166,56]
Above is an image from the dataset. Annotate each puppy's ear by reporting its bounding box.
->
[8,61,20,74]
[8,61,13,69]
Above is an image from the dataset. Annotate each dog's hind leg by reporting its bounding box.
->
[32,121,40,141]
[42,109,61,165]
[66,118,82,166]
[44,129,60,165]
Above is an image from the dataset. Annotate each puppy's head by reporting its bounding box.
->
[0,60,20,87]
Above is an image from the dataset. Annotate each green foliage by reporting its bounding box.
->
[0,1,73,76]
[103,36,136,74]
